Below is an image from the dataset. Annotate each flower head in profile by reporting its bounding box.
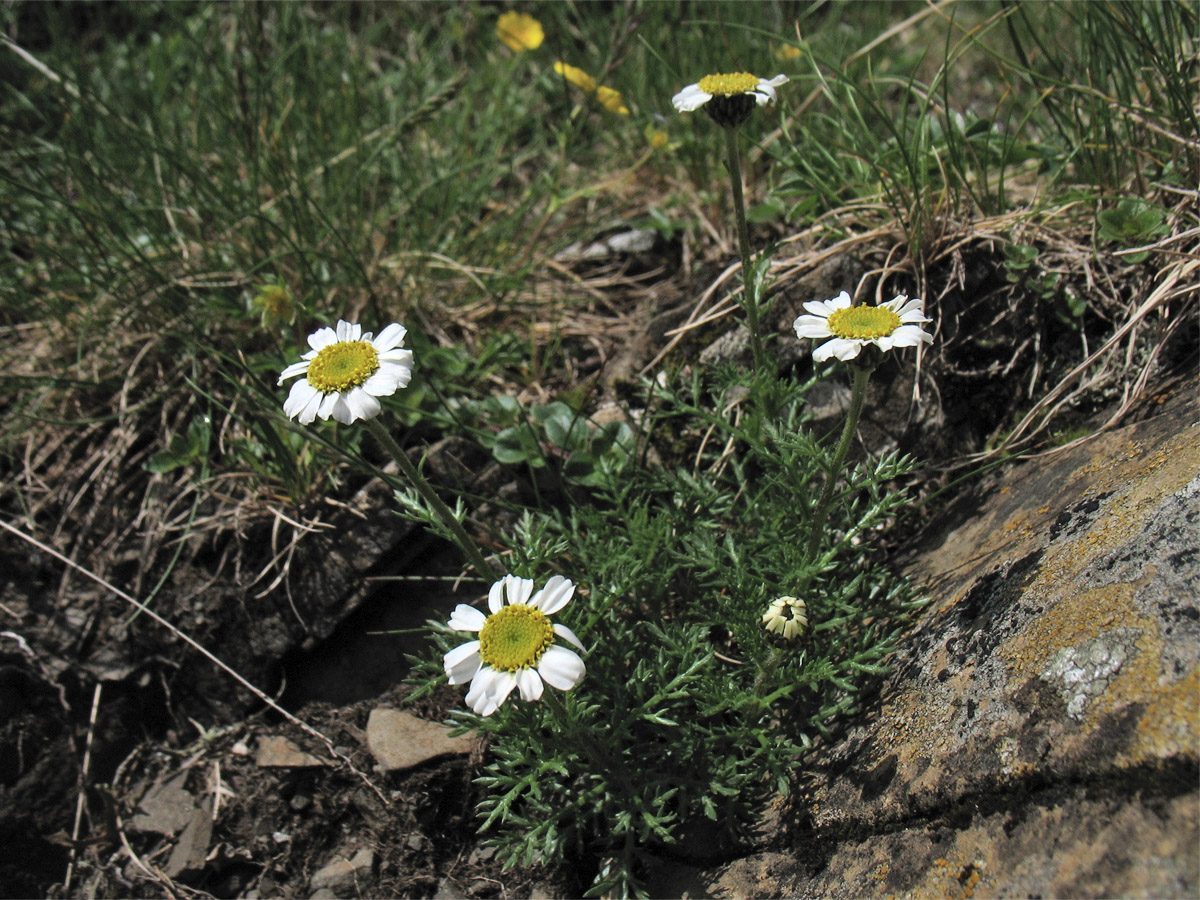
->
[762,596,808,640]
[794,291,933,363]
[672,72,789,128]
[444,574,586,717]
[554,61,630,115]
[496,11,543,52]
[554,61,597,93]
[278,320,414,425]
[595,85,630,115]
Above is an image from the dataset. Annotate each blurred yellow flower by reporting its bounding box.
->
[554,61,629,115]
[554,61,597,93]
[497,11,543,52]
[595,85,630,115]
[646,127,669,149]
[775,43,804,61]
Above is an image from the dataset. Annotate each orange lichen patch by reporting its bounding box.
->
[927,855,989,900]
[1127,665,1200,765]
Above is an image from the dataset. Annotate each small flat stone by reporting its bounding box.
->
[164,796,213,879]
[130,771,197,835]
[254,735,330,768]
[365,708,475,772]
[310,847,374,894]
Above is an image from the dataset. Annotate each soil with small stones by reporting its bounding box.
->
[1,241,1195,898]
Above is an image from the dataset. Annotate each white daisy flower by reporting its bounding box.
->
[762,596,808,640]
[793,291,933,363]
[444,574,586,717]
[672,72,788,127]
[278,320,414,425]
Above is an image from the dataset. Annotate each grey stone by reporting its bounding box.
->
[254,735,330,768]
[129,771,198,836]
[163,795,214,879]
[310,847,374,894]
[365,708,476,772]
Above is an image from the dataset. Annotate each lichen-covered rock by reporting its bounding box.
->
[701,384,1199,898]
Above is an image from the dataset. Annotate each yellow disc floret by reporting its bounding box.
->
[828,305,901,340]
[698,72,762,96]
[479,605,555,672]
[305,341,380,393]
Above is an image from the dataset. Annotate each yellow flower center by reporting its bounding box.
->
[828,305,901,340]
[479,605,555,672]
[305,340,379,393]
[698,72,761,96]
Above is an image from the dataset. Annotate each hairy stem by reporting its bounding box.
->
[723,124,765,373]
[805,365,872,560]
[364,417,498,579]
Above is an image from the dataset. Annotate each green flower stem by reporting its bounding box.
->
[722,124,765,373]
[364,417,498,579]
[805,365,872,561]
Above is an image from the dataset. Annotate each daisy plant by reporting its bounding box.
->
[673,72,788,373]
[793,291,933,559]
[279,320,496,580]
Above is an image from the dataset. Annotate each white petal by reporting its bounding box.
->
[794,316,834,339]
[751,87,777,106]
[466,667,516,716]
[503,575,534,608]
[487,579,506,614]
[373,323,408,351]
[336,320,360,342]
[538,645,585,691]
[763,74,790,88]
[828,291,853,310]
[553,623,585,652]
[672,84,711,112]
[278,360,310,384]
[515,667,544,702]
[532,575,574,614]
[342,386,382,422]
[377,347,415,368]
[813,338,862,362]
[801,299,837,317]
[362,366,407,397]
[886,325,933,348]
[329,395,356,424]
[444,641,482,684]
[448,604,487,633]
[830,338,866,360]
[307,326,338,351]
[312,392,336,421]
[284,381,320,423]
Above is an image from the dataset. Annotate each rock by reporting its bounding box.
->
[163,795,214,879]
[433,875,469,899]
[254,735,330,768]
[695,384,1200,897]
[555,228,658,264]
[129,771,198,835]
[310,847,375,895]
[365,708,476,772]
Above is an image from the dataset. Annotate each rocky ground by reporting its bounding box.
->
[1,235,1197,897]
